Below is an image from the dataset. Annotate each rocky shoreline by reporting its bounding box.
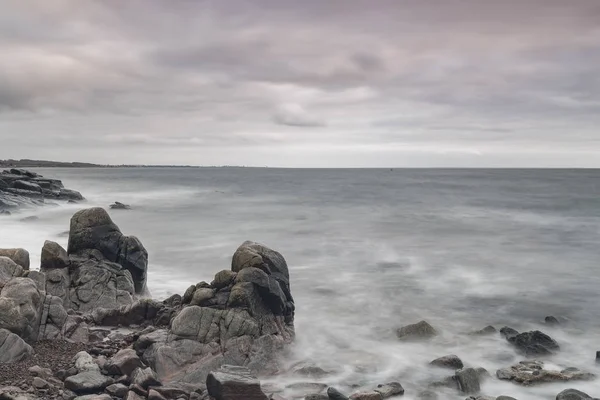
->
[0,172,598,400]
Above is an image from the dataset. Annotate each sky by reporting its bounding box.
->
[1,0,599,167]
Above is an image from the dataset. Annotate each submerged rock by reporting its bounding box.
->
[374,382,404,398]
[555,389,594,400]
[327,387,350,400]
[497,361,596,385]
[430,355,464,370]
[110,201,131,210]
[470,325,497,336]
[455,368,481,394]
[396,320,437,341]
[511,330,560,356]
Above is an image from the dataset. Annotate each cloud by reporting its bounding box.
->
[0,0,599,166]
[273,103,326,127]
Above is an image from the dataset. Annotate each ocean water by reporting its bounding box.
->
[1,168,599,399]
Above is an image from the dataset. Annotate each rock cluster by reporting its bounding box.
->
[0,169,84,213]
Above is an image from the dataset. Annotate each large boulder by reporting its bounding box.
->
[396,320,437,341]
[137,242,295,385]
[67,207,148,294]
[41,240,70,269]
[0,248,30,269]
[0,277,43,342]
[510,330,560,356]
[0,328,33,363]
[206,366,268,400]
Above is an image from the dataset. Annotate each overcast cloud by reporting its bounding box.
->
[1,0,599,167]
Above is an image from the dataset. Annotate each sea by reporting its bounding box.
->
[1,168,599,399]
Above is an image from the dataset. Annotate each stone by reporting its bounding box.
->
[206,367,268,400]
[182,285,196,304]
[417,391,438,400]
[469,325,497,336]
[190,288,216,306]
[349,392,382,400]
[374,382,404,398]
[41,241,70,269]
[396,320,437,341]
[64,371,114,394]
[73,395,112,400]
[455,368,481,394]
[125,391,146,400]
[32,377,49,389]
[105,349,142,377]
[29,365,53,378]
[499,327,519,341]
[496,397,518,400]
[327,387,349,400]
[0,256,24,287]
[556,389,593,400]
[511,330,559,356]
[131,367,161,389]
[545,316,560,326]
[0,278,42,342]
[0,249,30,269]
[148,389,168,400]
[212,270,236,289]
[430,355,464,370]
[110,202,131,210]
[306,396,329,400]
[67,207,148,294]
[496,361,596,385]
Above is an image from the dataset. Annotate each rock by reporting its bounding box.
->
[596,351,600,363]
[41,241,70,269]
[417,391,438,400]
[13,180,42,193]
[74,395,112,400]
[545,316,560,326]
[110,202,131,210]
[0,249,30,269]
[497,361,596,385]
[67,207,148,294]
[206,366,268,400]
[105,349,142,377]
[124,391,146,400]
[29,365,53,378]
[182,285,196,304]
[510,330,559,356]
[32,377,49,389]
[430,355,464,370]
[470,325,497,336]
[148,389,168,400]
[0,277,43,342]
[349,392,382,400]
[291,363,331,378]
[131,367,161,389]
[499,327,519,341]
[396,320,437,341]
[556,389,593,400]
[327,387,349,400]
[496,397,518,400]
[305,395,329,400]
[190,288,216,306]
[455,368,481,394]
[0,256,24,287]
[65,371,114,394]
[374,382,404,398]
[0,329,32,363]
[212,270,236,289]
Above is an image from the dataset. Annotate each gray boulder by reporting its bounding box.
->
[0,248,30,269]
[430,355,464,370]
[0,328,33,363]
[374,382,404,398]
[67,207,148,293]
[0,256,24,288]
[511,330,560,356]
[131,367,161,389]
[556,389,593,400]
[0,277,43,342]
[41,240,70,269]
[206,366,268,400]
[497,361,595,385]
[327,387,349,400]
[455,368,481,394]
[13,180,42,193]
[105,349,142,377]
[396,320,437,341]
[65,352,114,393]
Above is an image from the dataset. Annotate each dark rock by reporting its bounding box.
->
[374,382,404,398]
[12,180,42,193]
[327,387,349,400]
[396,320,437,341]
[455,368,481,394]
[125,391,146,400]
[511,330,559,356]
[206,366,268,400]
[305,395,329,400]
[556,389,593,400]
[110,202,131,210]
[430,355,464,370]
[182,285,196,304]
[67,207,148,294]
[129,383,148,396]
[545,316,560,326]
[499,327,519,341]
[0,249,30,269]
[131,367,161,389]
[496,397,518,400]
[105,349,142,377]
[64,371,114,394]
[148,389,168,400]
[41,241,70,269]
[596,351,600,363]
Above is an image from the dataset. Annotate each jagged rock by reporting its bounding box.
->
[131,367,161,389]
[105,383,129,397]
[0,249,30,269]
[396,320,437,340]
[41,241,70,269]
[124,392,145,400]
[67,207,148,294]
[555,389,595,400]
[455,368,481,394]
[148,389,168,400]
[374,382,404,398]
[207,366,268,400]
[497,361,595,385]
[105,349,142,377]
[0,328,33,363]
[430,355,464,370]
[510,331,560,356]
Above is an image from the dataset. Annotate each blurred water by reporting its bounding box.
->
[1,167,599,399]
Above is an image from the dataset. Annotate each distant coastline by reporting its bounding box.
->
[0,159,200,168]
